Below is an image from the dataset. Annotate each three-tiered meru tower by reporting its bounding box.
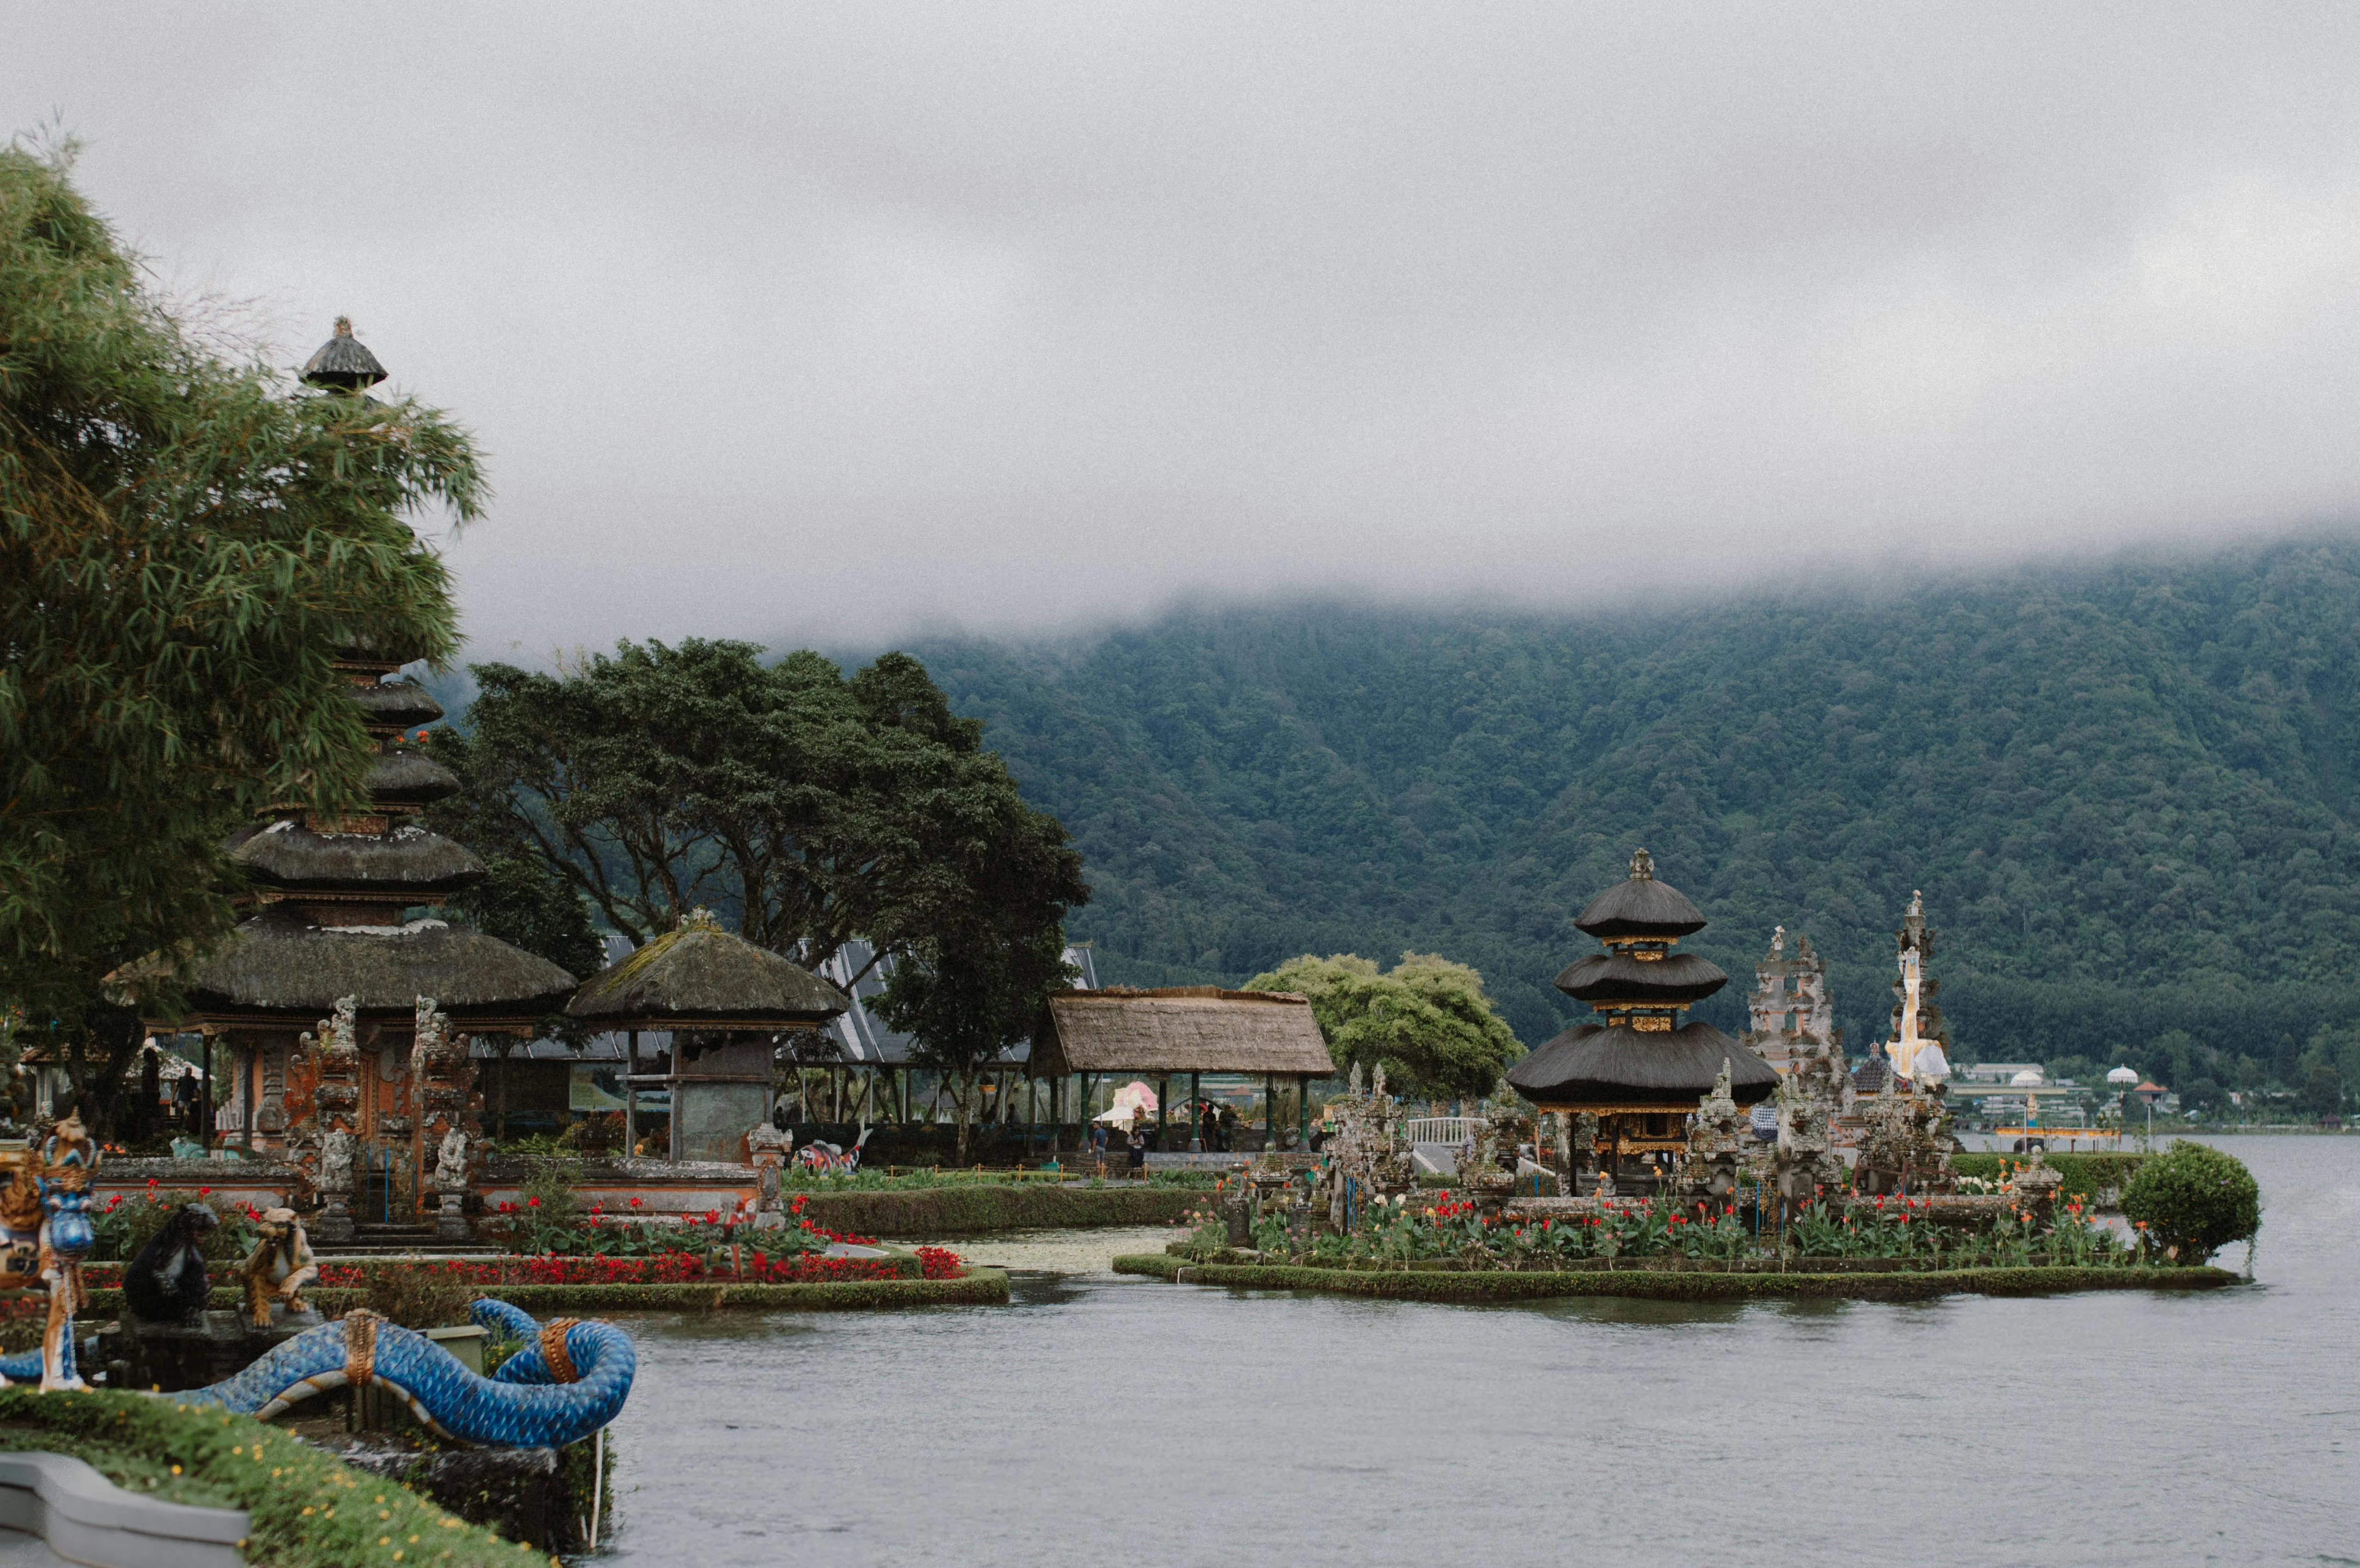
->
[1508,849,1779,1192]
[168,320,577,1242]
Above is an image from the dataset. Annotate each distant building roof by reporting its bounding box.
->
[819,938,1098,1066]
[1029,987,1334,1077]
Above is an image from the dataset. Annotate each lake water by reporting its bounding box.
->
[586,1137,2357,1567]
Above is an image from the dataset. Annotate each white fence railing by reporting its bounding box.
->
[1402,1117,1487,1146]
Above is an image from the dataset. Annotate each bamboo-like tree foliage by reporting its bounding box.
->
[0,139,480,1119]
[1246,952,1523,1101]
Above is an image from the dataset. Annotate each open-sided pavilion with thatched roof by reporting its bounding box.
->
[565,914,846,1162]
[1029,986,1337,1150]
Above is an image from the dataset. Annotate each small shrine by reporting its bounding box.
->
[564,912,848,1164]
[162,321,578,1241]
[1854,892,1961,1195]
[1508,849,1779,1192]
[1880,890,1951,1087]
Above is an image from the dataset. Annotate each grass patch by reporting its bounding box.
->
[1111,1256,2239,1302]
[0,1388,537,1566]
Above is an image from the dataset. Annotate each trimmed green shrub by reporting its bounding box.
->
[2121,1141,2261,1265]
[1115,1257,2239,1303]
[87,1273,1009,1317]
[0,1388,536,1566]
[796,1184,1198,1236]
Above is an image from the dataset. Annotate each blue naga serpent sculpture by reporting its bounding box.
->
[163,1299,636,1447]
[0,1284,634,1449]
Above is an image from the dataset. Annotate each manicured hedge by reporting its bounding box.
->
[0,1387,536,1567]
[469,1271,1009,1313]
[797,1184,1198,1236]
[1111,1255,2238,1302]
[87,1271,1009,1320]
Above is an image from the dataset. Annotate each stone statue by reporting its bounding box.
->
[747,1122,791,1224]
[239,1208,318,1330]
[123,1203,218,1326]
[434,1125,470,1192]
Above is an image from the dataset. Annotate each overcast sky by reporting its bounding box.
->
[15,6,2360,659]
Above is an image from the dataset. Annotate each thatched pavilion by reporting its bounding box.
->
[1507,849,1778,1190]
[1029,986,1337,1152]
[565,914,848,1163]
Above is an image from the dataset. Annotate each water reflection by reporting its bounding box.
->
[585,1137,2357,1568]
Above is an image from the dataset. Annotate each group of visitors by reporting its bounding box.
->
[1083,1098,1247,1176]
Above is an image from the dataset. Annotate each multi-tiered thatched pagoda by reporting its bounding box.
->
[1507,849,1778,1190]
[169,321,576,1240]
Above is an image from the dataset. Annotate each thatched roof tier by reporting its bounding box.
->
[1507,1020,1779,1107]
[566,921,847,1028]
[181,907,576,1020]
[227,819,484,893]
[351,680,444,731]
[364,750,461,805]
[301,318,387,390]
[1029,987,1336,1077]
[1553,951,1728,1006]
[1573,849,1708,939]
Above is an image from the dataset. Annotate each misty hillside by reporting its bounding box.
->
[903,537,2360,1088]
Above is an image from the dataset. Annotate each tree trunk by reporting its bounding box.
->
[68,999,145,1141]
[951,1066,981,1164]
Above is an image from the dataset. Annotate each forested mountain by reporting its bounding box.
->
[890,536,2360,1096]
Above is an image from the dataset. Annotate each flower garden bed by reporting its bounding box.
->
[1110,1255,2239,1302]
[0,1387,537,1567]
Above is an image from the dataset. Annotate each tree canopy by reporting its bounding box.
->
[1245,952,1521,1101]
[0,138,479,1126]
[433,638,1087,984]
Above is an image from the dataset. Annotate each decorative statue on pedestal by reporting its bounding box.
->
[0,1111,103,1390]
[746,1122,791,1225]
[240,1209,319,1330]
[122,1203,219,1326]
[433,1124,472,1243]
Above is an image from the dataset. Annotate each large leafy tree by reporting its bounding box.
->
[0,138,480,1133]
[433,640,1089,995]
[1246,952,1522,1102]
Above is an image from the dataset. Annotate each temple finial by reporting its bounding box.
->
[1628,847,1654,882]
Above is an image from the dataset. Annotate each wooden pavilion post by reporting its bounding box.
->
[623,1030,638,1156]
[1189,1071,1202,1150]
[199,1031,214,1154]
[1156,1075,1168,1150]
[1299,1074,1311,1148]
